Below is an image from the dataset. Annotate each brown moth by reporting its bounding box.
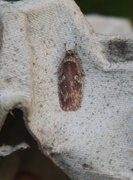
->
[58,49,83,111]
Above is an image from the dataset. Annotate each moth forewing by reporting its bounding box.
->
[58,50,83,111]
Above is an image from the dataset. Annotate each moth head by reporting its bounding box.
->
[66,50,75,57]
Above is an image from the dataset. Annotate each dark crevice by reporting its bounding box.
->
[0,108,36,147]
[0,108,70,179]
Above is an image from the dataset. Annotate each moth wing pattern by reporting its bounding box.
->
[58,50,83,111]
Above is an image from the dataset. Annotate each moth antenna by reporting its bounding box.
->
[64,43,67,51]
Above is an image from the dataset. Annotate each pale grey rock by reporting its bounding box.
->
[87,14,133,35]
[0,143,29,156]
[0,0,133,180]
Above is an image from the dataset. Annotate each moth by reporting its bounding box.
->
[58,49,83,111]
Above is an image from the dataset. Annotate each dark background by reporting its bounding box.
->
[75,0,133,22]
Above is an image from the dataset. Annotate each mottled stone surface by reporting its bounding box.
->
[0,0,133,179]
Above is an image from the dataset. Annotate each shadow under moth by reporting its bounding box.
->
[58,49,83,111]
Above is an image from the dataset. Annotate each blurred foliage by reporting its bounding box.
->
[75,0,133,21]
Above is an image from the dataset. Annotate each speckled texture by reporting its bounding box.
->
[0,0,133,180]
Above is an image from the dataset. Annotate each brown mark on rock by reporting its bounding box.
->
[58,49,83,111]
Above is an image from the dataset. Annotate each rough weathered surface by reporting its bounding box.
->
[0,0,133,180]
